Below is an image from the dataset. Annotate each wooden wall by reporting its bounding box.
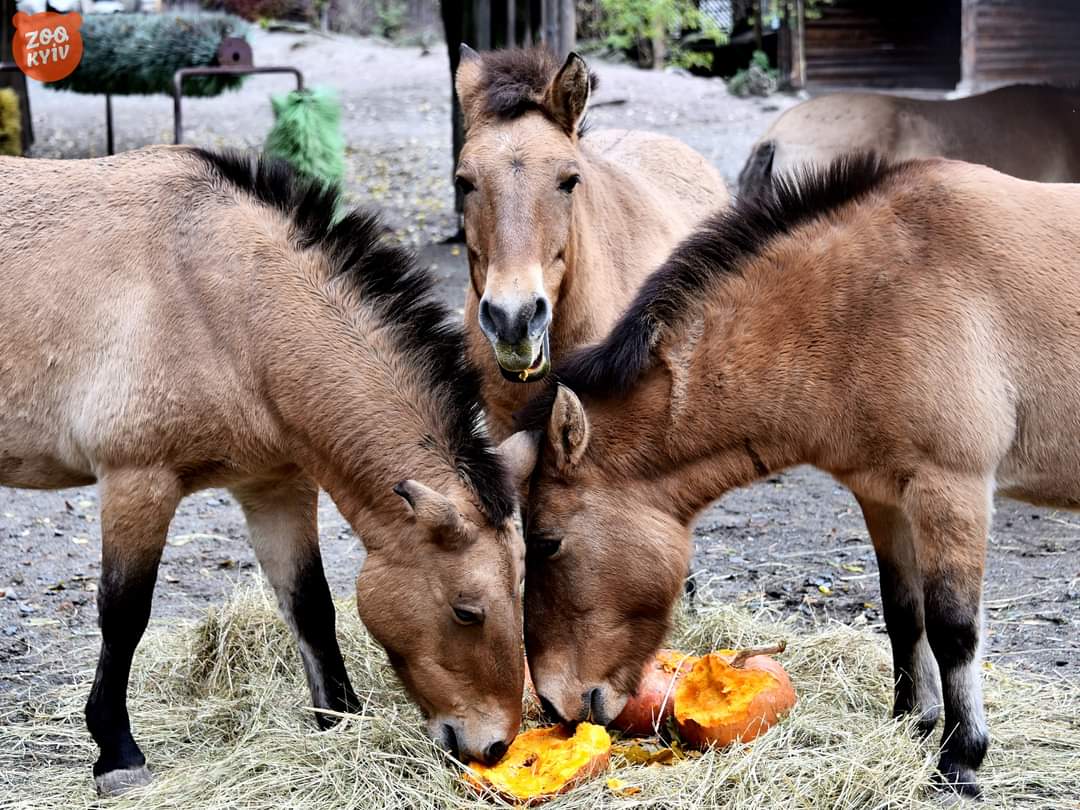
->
[961,0,1080,90]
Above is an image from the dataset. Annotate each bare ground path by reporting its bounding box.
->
[2,32,1077,704]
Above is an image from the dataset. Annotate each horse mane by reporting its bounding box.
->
[472,46,598,137]
[516,152,905,430]
[191,148,516,524]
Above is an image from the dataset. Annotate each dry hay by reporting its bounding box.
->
[2,580,1078,810]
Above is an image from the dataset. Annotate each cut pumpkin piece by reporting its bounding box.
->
[675,643,796,748]
[464,722,611,804]
[614,648,700,735]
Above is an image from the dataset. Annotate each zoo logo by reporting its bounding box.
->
[11,11,83,83]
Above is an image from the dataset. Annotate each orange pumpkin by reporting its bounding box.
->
[674,642,796,748]
[463,723,611,804]
[614,649,700,735]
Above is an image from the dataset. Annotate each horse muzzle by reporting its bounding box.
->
[494,330,550,383]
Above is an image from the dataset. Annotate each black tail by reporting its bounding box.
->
[737,140,776,200]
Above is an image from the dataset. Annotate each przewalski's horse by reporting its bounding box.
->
[0,147,526,794]
[507,155,1080,796]
[454,46,729,437]
[739,84,1080,197]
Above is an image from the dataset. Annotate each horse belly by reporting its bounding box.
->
[997,425,1080,511]
[0,449,95,489]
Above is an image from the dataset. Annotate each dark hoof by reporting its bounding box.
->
[892,698,940,738]
[936,759,982,799]
[915,715,940,739]
[95,764,152,796]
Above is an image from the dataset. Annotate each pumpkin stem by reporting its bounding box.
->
[730,640,787,669]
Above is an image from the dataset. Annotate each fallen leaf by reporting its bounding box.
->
[606,778,641,797]
[818,584,833,596]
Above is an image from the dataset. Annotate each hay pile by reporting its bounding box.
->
[2,581,1077,809]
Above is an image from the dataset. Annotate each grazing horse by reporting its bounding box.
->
[507,155,1080,796]
[454,46,729,437]
[739,85,1080,197]
[0,147,526,794]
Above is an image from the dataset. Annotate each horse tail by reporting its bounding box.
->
[737,139,775,200]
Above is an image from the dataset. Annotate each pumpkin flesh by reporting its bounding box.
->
[464,722,611,803]
[675,651,796,748]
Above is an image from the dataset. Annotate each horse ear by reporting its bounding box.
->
[393,480,469,545]
[543,52,592,135]
[548,385,590,472]
[455,46,485,128]
[498,430,542,485]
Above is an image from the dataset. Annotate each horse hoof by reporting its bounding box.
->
[935,760,982,799]
[95,764,152,796]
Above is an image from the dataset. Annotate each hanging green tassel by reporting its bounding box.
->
[264,86,346,189]
[0,88,22,157]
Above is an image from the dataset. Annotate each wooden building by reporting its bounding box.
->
[781,0,1080,92]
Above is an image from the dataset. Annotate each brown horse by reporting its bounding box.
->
[507,155,1080,796]
[454,46,729,437]
[739,85,1080,197]
[0,147,526,794]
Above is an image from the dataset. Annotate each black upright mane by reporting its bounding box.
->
[472,47,598,137]
[192,148,515,524]
[516,152,905,430]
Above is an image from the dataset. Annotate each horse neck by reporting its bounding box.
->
[554,150,664,353]
[250,256,463,547]
[585,273,829,525]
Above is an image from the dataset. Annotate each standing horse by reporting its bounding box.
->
[507,155,1080,796]
[0,147,525,794]
[454,46,729,437]
[739,85,1080,197]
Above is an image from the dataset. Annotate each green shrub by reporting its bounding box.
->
[598,0,726,70]
[48,13,250,97]
[727,49,778,97]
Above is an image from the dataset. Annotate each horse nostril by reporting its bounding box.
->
[478,298,497,338]
[484,739,509,765]
[479,298,523,343]
[442,723,460,759]
[538,695,564,724]
[585,687,606,724]
[528,296,551,335]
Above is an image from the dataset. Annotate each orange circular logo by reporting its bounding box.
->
[11,11,83,83]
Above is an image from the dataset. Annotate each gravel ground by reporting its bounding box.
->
[2,31,1077,707]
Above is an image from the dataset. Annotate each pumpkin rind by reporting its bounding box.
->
[614,649,700,735]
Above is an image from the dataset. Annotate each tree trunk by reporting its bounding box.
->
[753,0,763,52]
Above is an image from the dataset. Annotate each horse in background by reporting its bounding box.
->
[454,46,730,437]
[739,85,1080,196]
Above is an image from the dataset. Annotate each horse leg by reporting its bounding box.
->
[903,474,990,797]
[856,495,941,736]
[232,473,359,727]
[86,468,181,796]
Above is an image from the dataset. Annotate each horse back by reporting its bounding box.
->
[0,148,285,489]
[582,128,728,226]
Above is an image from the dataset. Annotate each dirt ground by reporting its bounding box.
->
[2,31,1077,707]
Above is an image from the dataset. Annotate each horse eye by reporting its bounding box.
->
[455,175,476,195]
[452,606,484,625]
[558,175,581,194]
[528,537,562,558]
